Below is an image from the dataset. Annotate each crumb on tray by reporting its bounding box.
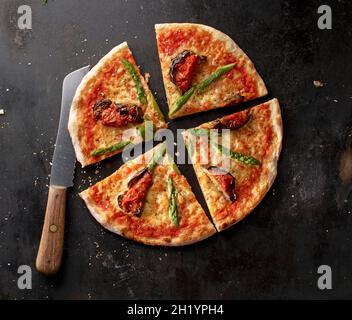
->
[313,80,324,88]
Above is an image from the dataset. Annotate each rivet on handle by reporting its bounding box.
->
[49,224,58,233]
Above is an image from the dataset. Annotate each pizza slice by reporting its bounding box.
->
[182,99,283,231]
[80,143,216,246]
[155,23,268,119]
[68,42,167,167]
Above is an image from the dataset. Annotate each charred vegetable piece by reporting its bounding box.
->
[167,176,179,227]
[91,140,131,156]
[213,109,250,130]
[121,58,147,105]
[117,143,167,216]
[93,99,113,119]
[94,101,143,128]
[204,166,236,202]
[170,50,206,93]
[118,170,153,216]
[169,63,236,116]
[213,142,260,165]
[127,167,149,188]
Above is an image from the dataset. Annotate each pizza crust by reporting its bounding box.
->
[155,23,268,119]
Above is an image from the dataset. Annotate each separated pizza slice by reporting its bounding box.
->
[155,23,268,119]
[80,143,216,246]
[182,99,283,231]
[68,42,167,167]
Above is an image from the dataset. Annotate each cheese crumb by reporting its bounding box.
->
[313,80,324,88]
[144,72,151,83]
[0,109,4,115]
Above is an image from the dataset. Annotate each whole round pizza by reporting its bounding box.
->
[68,23,283,246]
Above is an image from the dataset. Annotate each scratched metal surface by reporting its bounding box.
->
[0,0,352,299]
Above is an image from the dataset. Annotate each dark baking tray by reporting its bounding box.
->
[0,0,351,299]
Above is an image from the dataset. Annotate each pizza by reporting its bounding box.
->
[155,23,267,119]
[80,143,216,246]
[182,99,283,231]
[73,26,284,246]
[68,42,167,167]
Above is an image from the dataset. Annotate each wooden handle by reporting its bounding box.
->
[36,186,67,275]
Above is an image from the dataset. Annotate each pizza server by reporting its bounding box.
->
[36,66,90,275]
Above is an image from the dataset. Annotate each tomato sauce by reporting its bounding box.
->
[158,30,189,55]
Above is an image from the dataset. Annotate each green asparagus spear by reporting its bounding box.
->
[197,63,235,92]
[150,93,165,121]
[169,86,196,116]
[213,142,260,165]
[121,58,147,105]
[167,176,179,227]
[136,123,146,139]
[91,140,131,156]
[147,142,167,171]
